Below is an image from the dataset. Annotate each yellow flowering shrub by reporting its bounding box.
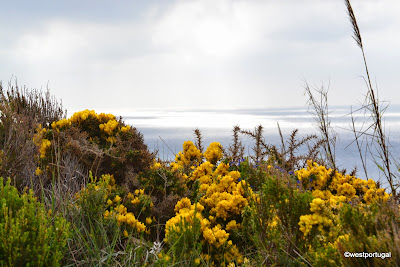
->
[32,109,153,185]
[104,186,154,236]
[294,160,392,265]
[49,109,127,145]
[296,160,390,204]
[165,197,245,266]
[150,159,162,170]
[35,166,43,176]
[75,172,153,237]
[164,143,256,266]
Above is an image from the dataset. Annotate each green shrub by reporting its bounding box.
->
[65,172,158,266]
[0,177,70,266]
[241,169,314,266]
[338,200,400,266]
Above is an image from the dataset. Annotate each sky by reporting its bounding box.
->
[1,0,399,112]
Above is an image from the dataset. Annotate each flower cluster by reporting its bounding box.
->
[33,124,51,158]
[50,118,71,131]
[104,187,153,235]
[150,159,163,170]
[165,197,244,265]
[39,139,51,158]
[75,172,153,236]
[200,172,249,221]
[99,119,119,135]
[50,109,132,145]
[170,141,202,171]
[67,109,115,125]
[296,161,390,243]
[164,142,255,265]
[298,198,335,237]
[115,204,147,233]
[296,160,390,204]
[165,198,207,238]
[204,142,223,164]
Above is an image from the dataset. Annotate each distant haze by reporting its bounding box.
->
[1,0,399,111]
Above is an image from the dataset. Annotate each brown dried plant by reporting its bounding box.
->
[193,128,204,153]
[0,81,65,190]
[345,0,398,196]
[240,125,273,163]
[227,125,245,163]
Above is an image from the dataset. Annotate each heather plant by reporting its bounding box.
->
[0,82,65,190]
[0,177,70,266]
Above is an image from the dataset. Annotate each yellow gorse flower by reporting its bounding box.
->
[296,161,390,241]
[172,141,202,170]
[164,154,253,265]
[35,167,43,176]
[204,142,223,164]
[39,139,51,158]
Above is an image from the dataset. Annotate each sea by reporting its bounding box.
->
[85,105,400,189]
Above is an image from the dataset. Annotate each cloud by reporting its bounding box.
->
[0,0,399,111]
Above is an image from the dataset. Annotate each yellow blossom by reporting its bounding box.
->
[204,142,223,164]
[114,195,121,203]
[35,167,43,176]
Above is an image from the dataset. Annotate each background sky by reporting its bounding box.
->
[0,0,399,112]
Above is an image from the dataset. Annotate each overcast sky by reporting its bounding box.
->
[1,0,399,112]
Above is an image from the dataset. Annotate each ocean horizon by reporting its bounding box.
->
[70,105,400,188]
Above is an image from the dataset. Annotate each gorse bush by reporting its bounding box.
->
[153,137,396,266]
[152,141,252,266]
[0,177,70,266]
[65,172,157,266]
[33,109,153,189]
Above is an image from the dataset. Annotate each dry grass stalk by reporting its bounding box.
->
[345,0,397,195]
[0,81,65,190]
[304,83,337,170]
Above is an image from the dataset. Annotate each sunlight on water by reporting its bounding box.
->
[68,106,400,188]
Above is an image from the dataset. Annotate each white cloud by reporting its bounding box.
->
[0,0,399,111]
